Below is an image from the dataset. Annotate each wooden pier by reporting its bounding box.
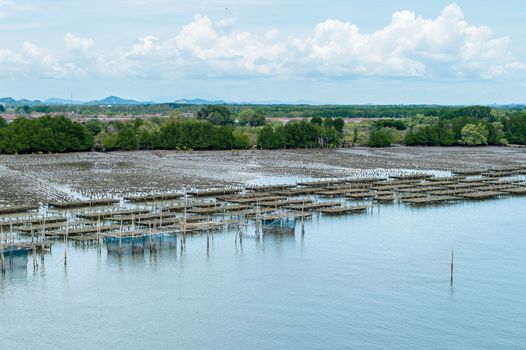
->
[124,193,182,203]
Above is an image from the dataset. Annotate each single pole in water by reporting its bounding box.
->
[450,250,454,285]
[301,200,305,236]
[0,227,5,274]
[255,200,261,240]
[183,196,187,244]
[40,215,45,253]
[64,219,69,267]
[118,220,123,257]
[97,216,102,257]
[31,224,38,271]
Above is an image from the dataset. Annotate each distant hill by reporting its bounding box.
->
[0,97,17,104]
[86,96,151,106]
[1,95,525,108]
[0,97,41,106]
[1,95,154,106]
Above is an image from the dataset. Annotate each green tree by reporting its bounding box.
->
[237,109,266,127]
[84,119,104,136]
[237,109,255,126]
[197,105,233,125]
[369,128,393,147]
[116,127,139,150]
[257,125,283,149]
[137,121,160,149]
[405,126,440,146]
[488,121,508,145]
[99,132,118,150]
[0,128,25,153]
[5,115,93,153]
[459,123,488,145]
[232,129,252,148]
[323,117,334,129]
[505,112,526,144]
[374,119,406,130]
[310,117,322,125]
[333,118,345,133]
[250,110,267,127]
[352,128,359,144]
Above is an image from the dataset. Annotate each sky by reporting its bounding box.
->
[0,0,525,104]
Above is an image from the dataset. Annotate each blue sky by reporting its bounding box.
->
[0,0,525,104]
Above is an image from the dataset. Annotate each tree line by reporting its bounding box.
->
[256,117,344,149]
[2,105,526,154]
[9,102,514,120]
[0,116,93,153]
[367,106,526,147]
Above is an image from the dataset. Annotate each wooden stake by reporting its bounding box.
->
[301,199,305,236]
[450,250,454,285]
[64,218,69,267]
[0,227,5,273]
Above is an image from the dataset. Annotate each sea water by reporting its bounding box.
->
[1,197,525,349]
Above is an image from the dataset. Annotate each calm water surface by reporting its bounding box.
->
[1,197,526,349]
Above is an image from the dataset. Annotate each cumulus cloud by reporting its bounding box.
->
[305,4,525,78]
[64,33,94,51]
[0,3,524,81]
[0,42,82,78]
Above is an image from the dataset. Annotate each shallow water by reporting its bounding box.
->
[1,197,526,349]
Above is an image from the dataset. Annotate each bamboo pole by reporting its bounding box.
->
[97,216,101,257]
[40,215,46,254]
[450,251,454,285]
[0,227,5,273]
[31,224,38,271]
[64,218,69,267]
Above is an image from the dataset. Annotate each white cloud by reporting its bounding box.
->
[0,3,524,81]
[305,4,525,79]
[0,0,33,17]
[0,42,82,78]
[64,33,94,51]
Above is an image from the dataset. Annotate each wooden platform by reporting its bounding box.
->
[186,188,242,197]
[346,192,375,200]
[0,204,39,215]
[48,199,118,209]
[403,196,459,205]
[284,202,342,211]
[320,206,368,215]
[77,208,151,220]
[459,191,506,200]
[124,193,182,203]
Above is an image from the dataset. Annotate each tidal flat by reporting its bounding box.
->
[0,146,525,204]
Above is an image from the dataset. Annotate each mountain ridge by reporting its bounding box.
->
[1,96,525,107]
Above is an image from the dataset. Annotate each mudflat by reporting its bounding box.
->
[0,146,524,205]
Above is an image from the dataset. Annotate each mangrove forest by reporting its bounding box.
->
[1,105,526,154]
